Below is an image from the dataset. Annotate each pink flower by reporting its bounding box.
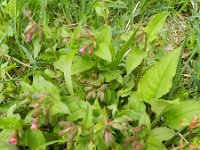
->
[9,136,17,145]
[77,34,82,39]
[25,34,32,42]
[88,49,93,55]
[31,118,39,130]
[31,122,38,130]
[79,48,85,55]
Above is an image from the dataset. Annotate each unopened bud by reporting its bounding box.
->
[9,131,17,145]
[105,129,113,145]
[79,48,85,55]
[24,10,32,18]
[25,34,32,42]
[88,49,93,55]
[31,118,38,130]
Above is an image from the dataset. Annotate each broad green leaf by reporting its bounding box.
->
[94,42,112,62]
[0,117,22,129]
[33,75,60,101]
[145,11,169,42]
[82,104,93,129]
[33,38,41,59]
[146,137,166,150]
[5,0,16,19]
[137,48,181,103]
[54,49,77,95]
[72,55,95,75]
[164,101,200,130]
[76,136,90,150]
[97,25,112,44]
[150,127,175,142]
[51,101,70,115]
[25,129,46,150]
[65,98,87,121]
[94,133,108,150]
[126,49,148,75]
[128,92,146,114]
[139,113,151,129]
[95,6,107,18]
[101,70,119,82]
[151,99,180,116]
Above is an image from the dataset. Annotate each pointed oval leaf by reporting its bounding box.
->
[164,101,200,130]
[150,127,175,142]
[72,56,95,75]
[94,42,112,62]
[26,129,46,150]
[54,50,77,95]
[146,137,166,150]
[145,11,169,42]
[126,48,148,75]
[97,25,112,44]
[137,48,181,103]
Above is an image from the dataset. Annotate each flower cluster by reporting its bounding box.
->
[77,33,96,55]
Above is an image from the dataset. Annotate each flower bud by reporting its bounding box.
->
[9,136,17,145]
[25,34,32,42]
[9,131,17,145]
[88,49,93,55]
[31,118,38,130]
[105,129,113,145]
[79,48,85,55]
[77,34,82,39]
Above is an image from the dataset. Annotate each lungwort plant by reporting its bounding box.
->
[0,0,200,150]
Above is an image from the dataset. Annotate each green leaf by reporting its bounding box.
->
[82,104,93,129]
[5,0,16,19]
[150,127,175,142]
[72,55,95,75]
[146,137,166,150]
[51,101,70,115]
[151,99,180,116]
[94,133,108,150]
[126,48,148,75]
[164,101,200,130]
[76,136,89,150]
[94,42,112,62]
[0,118,22,129]
[0,141,18,150]
[128,92,146,119]
[137,48,181,103]
[97,25,112,44]
[33,38,41,59]
[25,129,46,150]
[54,49,77,95]
[101,70,119,82]
[145,11,169,42]
[139,112,151,129]
[33,75,60,101]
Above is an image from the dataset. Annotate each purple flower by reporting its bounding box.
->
[79,48,85,55]
[25,34,32,42]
